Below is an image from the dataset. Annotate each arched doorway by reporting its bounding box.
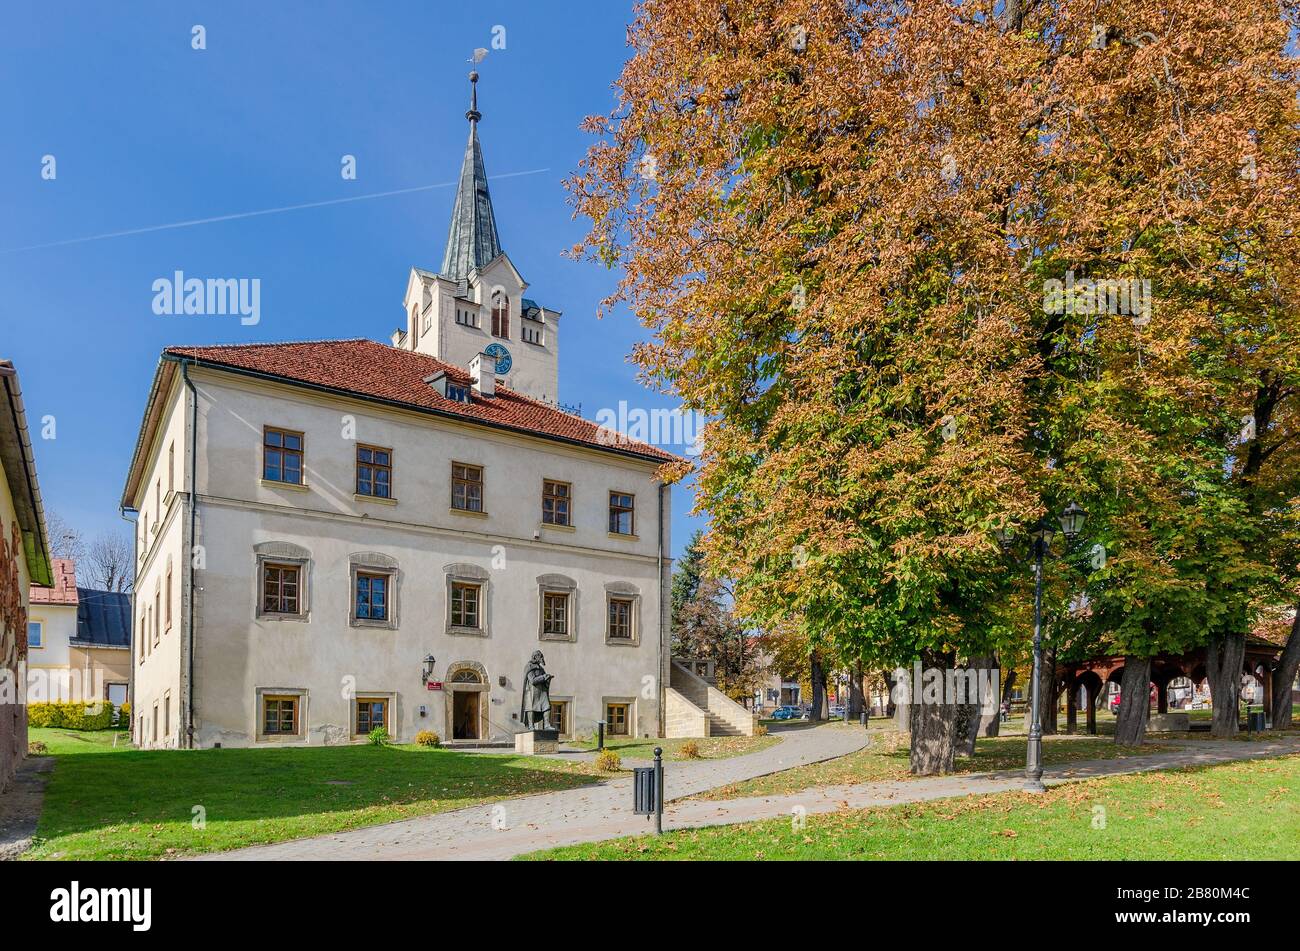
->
[445,662,490,742]
[1166,675,1195,711]
[1071,670,1104,735]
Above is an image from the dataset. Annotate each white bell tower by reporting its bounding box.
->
[394,71,561,406]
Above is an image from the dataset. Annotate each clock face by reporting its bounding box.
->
[484,342,512,374]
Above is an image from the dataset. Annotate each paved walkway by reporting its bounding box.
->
[0,756,54,861]
[200,725,869,861]
[663,736,1300,834]
[200,731,1300,861]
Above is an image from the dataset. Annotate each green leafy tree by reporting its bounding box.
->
[569,0,1300,769]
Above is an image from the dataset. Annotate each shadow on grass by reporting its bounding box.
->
[32,744,601,859]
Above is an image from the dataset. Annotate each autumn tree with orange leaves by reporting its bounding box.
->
[569,0,1300,771]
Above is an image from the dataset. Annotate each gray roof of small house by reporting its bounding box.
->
[72,588,132,648]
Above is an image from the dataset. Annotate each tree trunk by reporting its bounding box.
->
[956,654,996,756]
[909,651,958,775]
[890,667,911,731]
[1114,656,1151,746]
[882,669,898,718]
[1065,678,1078,734]
[1037,645,1058,736]
[954,701,978,759]
[1207,634,1246,738]
[1086,679,1100,735]
[1270,611,1300,730]
[983,661,1004,737]
[809,652,829,721]
[848,663,865,719]
[990,668,1016,736]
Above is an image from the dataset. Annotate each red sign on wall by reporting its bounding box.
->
[426,681,443,691]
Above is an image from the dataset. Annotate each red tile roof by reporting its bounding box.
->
[164,339,678,464]
[31,557,77,604]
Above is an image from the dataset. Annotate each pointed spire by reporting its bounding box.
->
[441,70,502,279]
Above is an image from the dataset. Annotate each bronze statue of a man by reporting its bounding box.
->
[520,650,554,731]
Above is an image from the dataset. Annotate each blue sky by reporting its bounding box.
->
[0,1,702,556]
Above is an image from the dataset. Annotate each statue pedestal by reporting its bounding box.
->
[1148,713,1190,732]
[515,729,560,755]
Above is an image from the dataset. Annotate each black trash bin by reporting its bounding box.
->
[632,765,658,815]
[1247,710,1267,732]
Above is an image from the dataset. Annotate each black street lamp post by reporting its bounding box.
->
[999,502,1086,793]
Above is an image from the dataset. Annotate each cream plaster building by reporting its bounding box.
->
[120,74,683,749]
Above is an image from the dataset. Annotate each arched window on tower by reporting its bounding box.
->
[410,305,419,347]
[491,290,509,339]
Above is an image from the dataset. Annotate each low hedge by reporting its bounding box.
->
[27,701,117,731]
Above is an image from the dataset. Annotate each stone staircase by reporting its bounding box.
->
[665,661,758,737]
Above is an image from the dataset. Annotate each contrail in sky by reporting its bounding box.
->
[0,167,551,255]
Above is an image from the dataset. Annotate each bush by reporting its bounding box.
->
[594,749,622,772]
[679,740,702,759]
[414,730,440,748]
[27,740,48,756]
[367,726,390,746]
[27,701,116,731]
[754,723,769,736]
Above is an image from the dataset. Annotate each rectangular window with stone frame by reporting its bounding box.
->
[549,698,570,737]
[354,572,388,621]
[536,574,577,642]
[603,583,640,646]
[607,597,634,640]
[349,555,400,630]
[355,697,388,736]
[605,702,630,736]
[542,592,569,639]
[261,563,301,615]
[262,695,298,735]
[444,563,491,637]
[451,582,480,629]
[255,543,312,622]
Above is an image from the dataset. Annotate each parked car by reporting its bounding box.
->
[829,705,846,718]
[770,706,799,721]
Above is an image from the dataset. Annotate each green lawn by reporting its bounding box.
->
[569,733,779,762]
[25,728,607,861]
[522,753,1300,860]
[30,728,132,755]
[696,727,1140,801]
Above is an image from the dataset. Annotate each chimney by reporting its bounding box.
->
[469,352,495,397]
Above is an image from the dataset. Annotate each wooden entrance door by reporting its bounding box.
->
[453,690,479,740]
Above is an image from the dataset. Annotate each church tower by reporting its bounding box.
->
[396,71,561,406]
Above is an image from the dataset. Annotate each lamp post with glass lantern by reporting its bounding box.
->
[998,502,1086,793]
